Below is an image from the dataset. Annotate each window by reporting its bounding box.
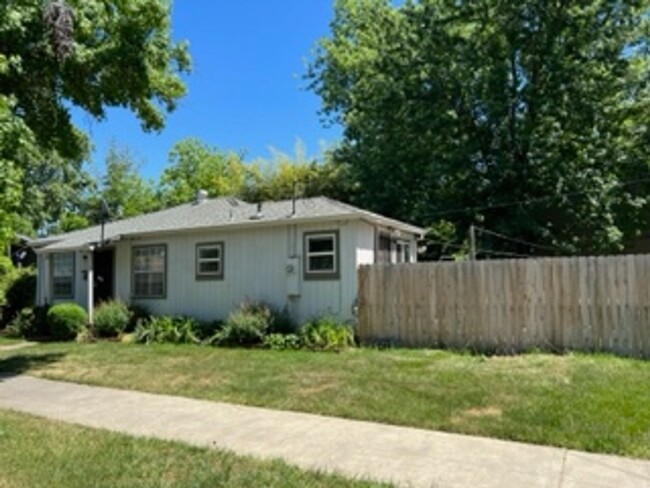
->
[396,241,412,263]
[196,242,224,280]
[132,245,166,298]
[51,252,74,298]
[377,234,392,264]
[304,231,339,280]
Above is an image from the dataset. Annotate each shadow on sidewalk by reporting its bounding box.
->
[0,353,65,380]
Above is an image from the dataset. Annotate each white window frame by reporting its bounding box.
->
[304,231,339,280]
[131,244,166,298]
[396,240,412,263]
[51,252,75,299]
[196,242,224,280]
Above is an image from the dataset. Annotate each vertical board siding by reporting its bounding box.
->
[357,256,650,358]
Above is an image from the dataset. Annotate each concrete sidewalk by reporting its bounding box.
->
[0,375,648,488]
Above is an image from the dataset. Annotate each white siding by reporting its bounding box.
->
[356,222,376,266]
[111,222,364,324]
[38,220,418,325]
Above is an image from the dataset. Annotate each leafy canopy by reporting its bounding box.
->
[309,0,650,255]
[0,0,190,246]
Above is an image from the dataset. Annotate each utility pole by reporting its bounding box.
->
[469,224,477,261]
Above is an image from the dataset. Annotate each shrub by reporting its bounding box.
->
[93,300,131,337]
[5,308,35,338]
[262,333,302,350]
[127,304,151,332]
[47,303,88,341]
[194,319,224,341]
[134,315,200,345]
[0,261,35,327]
[213,301,295,346]
[299,316,355,351]
[5,270,36,318]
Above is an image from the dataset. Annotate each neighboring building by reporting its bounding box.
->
[30,194,424,324]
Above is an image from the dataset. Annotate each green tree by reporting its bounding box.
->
[88,144,160,223]
[159,138,250,205]
[0,0,190,246]
[309,0,650,255]
[245,141,353,202]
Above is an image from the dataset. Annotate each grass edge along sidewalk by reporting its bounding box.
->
[0,342,649,460]
[0,408,387,488]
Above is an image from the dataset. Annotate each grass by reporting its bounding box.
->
[1,343,649,459]
[0,409,385,488]
[0,336,23,345]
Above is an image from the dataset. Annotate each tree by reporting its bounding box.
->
[159,138,251,206]
[244,141,353,202]
[309,0,650,256]
[0,0,190,246]
[88,144,160,223]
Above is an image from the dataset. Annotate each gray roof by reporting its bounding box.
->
[32,197,425,252]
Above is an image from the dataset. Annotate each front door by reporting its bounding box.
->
[93,249,114,304]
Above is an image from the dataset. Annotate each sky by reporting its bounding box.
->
[73,1,342,181]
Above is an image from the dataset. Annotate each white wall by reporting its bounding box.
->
[113,221,365,324]
[39,220,418,325]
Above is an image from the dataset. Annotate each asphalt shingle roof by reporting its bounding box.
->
[33,197,424,252]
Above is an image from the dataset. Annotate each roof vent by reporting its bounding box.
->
[194,189,208,205]
[250,202,264,220]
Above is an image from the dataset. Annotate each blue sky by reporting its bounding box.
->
[74,1,341,181]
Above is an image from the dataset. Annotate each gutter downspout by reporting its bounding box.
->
[87,246,94,325]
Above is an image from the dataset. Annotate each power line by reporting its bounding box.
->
[478,248,531,258]
[425,176,650,218]
[475,226,561,253]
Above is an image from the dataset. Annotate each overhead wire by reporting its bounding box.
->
[424,176,650,218]
[474,226,561,253]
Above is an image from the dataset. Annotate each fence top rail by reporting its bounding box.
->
[359,253,650,270]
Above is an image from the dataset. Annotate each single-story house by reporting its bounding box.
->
[30,194,424,324]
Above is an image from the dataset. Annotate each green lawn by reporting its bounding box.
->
[0,336,24,345]
[1,342,649,459]
[0,409,385,488]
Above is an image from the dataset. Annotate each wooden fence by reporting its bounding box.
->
[357,255,650,358]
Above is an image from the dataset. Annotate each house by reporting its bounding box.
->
[30,194,424,324]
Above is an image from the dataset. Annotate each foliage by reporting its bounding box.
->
[93,300,131,338]
[47,302,88,341]
[5,308,35,338]
[193,320,224,342]
[0,0,190,243]
[213,302,294,346]
[128,304,151,332]
[4,268,36,320]
[299,316,355,351]
[0,260,35,326]
[309,0,650,256]
[243,141,354,203]
[134,315,200,345]
[0,256,15,312]
[159,138,251,206]
[262,333,302,351]
[85,144,160,225]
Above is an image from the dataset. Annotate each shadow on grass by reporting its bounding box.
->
[0,353,65,379]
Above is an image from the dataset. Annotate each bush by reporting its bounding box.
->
[127,304,151,332]
[262,333,302,350]
[5,270,36,317]
[134,315,200,345]
[5,308,35,338]
[47,303,88,341]
[0,260,35,327]
[212,301,295,346]
[93,300,131,337]
[194,319,224,341]
[299,316,355,351]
